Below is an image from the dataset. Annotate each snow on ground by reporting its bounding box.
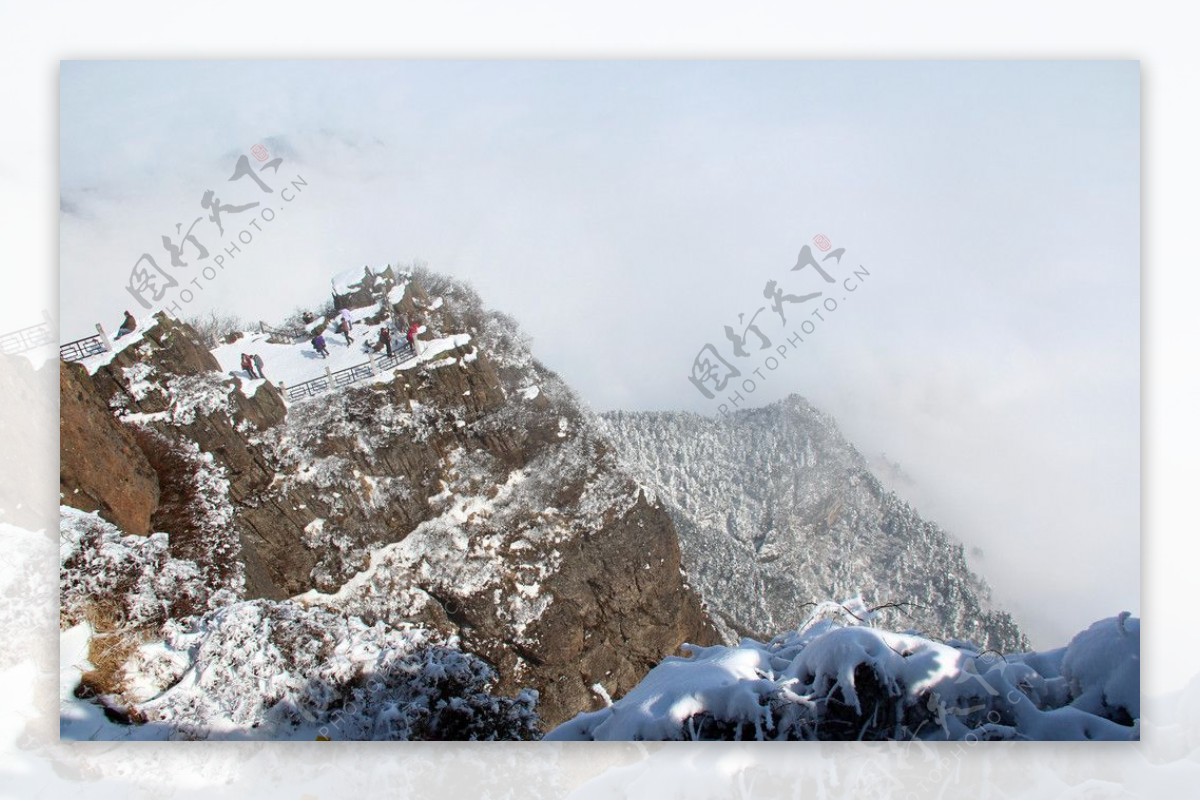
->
[77,271,458,404]
[59,622,175,740]
[278,430,626,654]
[77,325,149,375]
[386,283,408,304]
[61,622,123,740]
[211,304,382,388]
[121,361,156,400]
[209,301,470,398]
[546,601,1141,742]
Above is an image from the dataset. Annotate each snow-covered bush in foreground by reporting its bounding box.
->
[73,599,541,741]
[61,510,541,740]
[547,601,1139,742]
[60,507,215,630]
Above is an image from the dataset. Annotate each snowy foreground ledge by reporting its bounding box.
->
[60,509,540,741]
[547,602,1139,742]
[60,503,1136,742]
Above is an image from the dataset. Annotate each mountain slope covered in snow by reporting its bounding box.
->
[601,397,1026,652]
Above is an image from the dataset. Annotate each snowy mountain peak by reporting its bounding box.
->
[601,395,1027,652]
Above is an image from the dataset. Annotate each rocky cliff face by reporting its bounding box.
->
[59,270,716,729]
[601,397,1028,652]
[60,360,160,535]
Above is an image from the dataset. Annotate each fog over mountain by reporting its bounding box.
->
[57,61,1139,647]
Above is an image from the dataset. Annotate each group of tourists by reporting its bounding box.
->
[309,308,422,361]
[109,300,423,391]
[240,352,266,380]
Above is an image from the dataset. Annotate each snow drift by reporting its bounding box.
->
[547,600,1139,742]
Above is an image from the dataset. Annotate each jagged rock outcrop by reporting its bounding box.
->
[60,360,159,535]
[59,269,717,728]
[601,396,1028,652]
[331,264,397,311]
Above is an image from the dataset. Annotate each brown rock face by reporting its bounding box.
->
[59,360,159,535]
[493,490,718,725]
[245,349,719,726]
[86,313,224,408]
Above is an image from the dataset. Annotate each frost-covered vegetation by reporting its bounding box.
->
[290,426,636,650]
[548,600,1139,742]
[61,263,642,738]
[237,268,643,652]
[60,412,245,628]
[602,399,1026,651]
[110,600,540,740]
[60,507,217,631]
[183,310,251,349]
[410,264,538,388]
[60,509,543,741]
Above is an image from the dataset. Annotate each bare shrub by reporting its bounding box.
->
[184,311,250,348]
[408,266,534,379]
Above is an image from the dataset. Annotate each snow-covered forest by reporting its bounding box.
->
[602,402,1026,651]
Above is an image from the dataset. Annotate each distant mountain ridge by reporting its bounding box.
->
[600,396,1027,652]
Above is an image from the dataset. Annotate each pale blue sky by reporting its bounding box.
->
[59,61,1139,645]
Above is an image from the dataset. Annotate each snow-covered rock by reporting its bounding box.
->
[547,606,1139,742]
[1060,612,1140,723]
